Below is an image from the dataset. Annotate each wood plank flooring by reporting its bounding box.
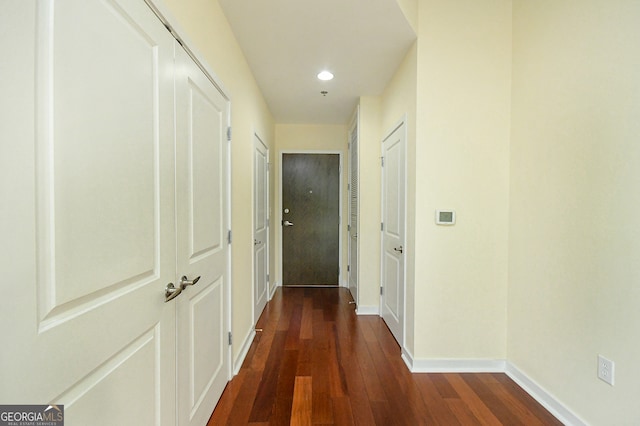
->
[208,287,562,425]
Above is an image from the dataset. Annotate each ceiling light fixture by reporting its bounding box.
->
[317,70,334,81]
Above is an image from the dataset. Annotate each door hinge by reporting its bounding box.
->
[267,273,270,283]
[381,222,384,231]
[227,229,232,244]
[380,286,383,295]
[381,156,385,167]
[347,265,350,272]
[267,162,271,172]
[227,126,232,142]
[228,332,233,346]
[347,224,351,232]
[347,183,350,191]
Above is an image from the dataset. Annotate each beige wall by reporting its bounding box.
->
[139,1,640,422]
[379,42,418,352]
[355,97,382,312]
[158,0,275,364]
[509,1,640,423]
[274,124,349,287]
[395,0,418,35]
[413,0,511,359]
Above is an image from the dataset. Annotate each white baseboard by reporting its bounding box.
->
[401,346,414,371]
[232,329,256,376]
[505,362,587,426]
[355,305,379,315]
[409,358,507,373]
[269,281,279,299]
[403,358,583,425]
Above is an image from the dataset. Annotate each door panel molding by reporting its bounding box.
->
[35,0,164,330]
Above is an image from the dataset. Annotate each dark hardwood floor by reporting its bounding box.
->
[208,287,562,425]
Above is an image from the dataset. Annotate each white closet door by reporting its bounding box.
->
[253,133,269,321]
[174,44,231,426]
[1,1,177,425]
[381,121,406,347]
[348,118,359,305]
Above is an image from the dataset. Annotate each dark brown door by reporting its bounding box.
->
[282,153,340,285]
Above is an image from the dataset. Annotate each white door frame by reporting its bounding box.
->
[278,150,343,287]
[380,116,407,348]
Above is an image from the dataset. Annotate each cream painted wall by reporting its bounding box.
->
[355,97,383,312]
[379,42,418,353]
[509,1,640,423]
[413,0,511,359]
[274,124,349,288]
[394,0,418,35]
[158,0,275,364]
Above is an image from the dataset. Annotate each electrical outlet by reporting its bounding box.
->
[597,355,615,386]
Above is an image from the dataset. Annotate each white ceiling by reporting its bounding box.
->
[218,0,416,124]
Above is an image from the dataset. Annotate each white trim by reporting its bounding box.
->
[506,362,587,426]
[401,358,582,425]
[401,346,415,371]
[355,305,379,315]
[233,329,256,376]
[270,281,279,299]
[409,358,507,373]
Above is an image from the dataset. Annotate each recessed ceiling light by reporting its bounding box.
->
[317,70,334,81]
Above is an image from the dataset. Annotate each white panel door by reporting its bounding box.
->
[381,121,406,346]
[348,117,359,306]
[1,1,177,425]
[174,44,231,426]
[253,134,269,321]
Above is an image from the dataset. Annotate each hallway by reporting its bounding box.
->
[208,287,561,425]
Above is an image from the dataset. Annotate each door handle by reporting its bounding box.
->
[165,283,182,302]
[254,239,262,246]
[394,246,403,254]
[283,220,294,227]
[179,275,201,290]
